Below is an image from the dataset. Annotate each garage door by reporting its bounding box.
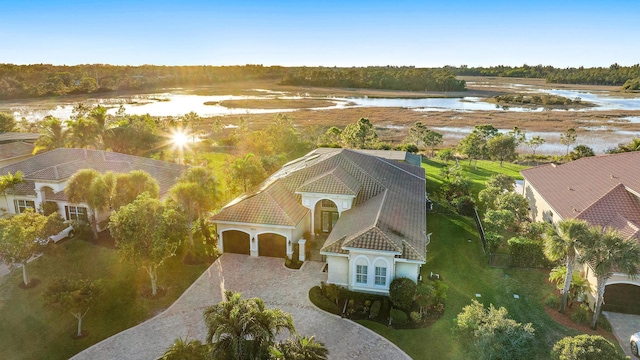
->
[602,284,640,314]
[258,233,286,258]
[222,230,250,255]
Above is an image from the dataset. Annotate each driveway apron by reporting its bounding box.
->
[72,253,410,360]
[603,311,640,358]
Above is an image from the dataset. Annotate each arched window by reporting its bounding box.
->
[373,258,389,287]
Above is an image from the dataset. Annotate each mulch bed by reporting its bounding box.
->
[18,278,41,289]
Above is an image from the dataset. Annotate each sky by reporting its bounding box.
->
[2,0,639,68]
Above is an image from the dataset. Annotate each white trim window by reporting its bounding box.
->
[65,205,88,221]
[356,264,368,284]
[375,266,387,286]
[14,199,35,214]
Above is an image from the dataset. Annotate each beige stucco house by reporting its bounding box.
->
[0,148,186,226]
[212,148,428,295]
[521,151,640,314]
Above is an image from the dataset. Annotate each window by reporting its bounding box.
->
[375,266,387,286]
[14,199,35,214]
[356,265,368,284]
[321,199,337,208]
[65,205,88,221]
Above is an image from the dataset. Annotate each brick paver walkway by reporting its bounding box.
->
[72,254,410,360]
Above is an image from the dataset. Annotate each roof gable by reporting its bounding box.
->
[296,166,361,196]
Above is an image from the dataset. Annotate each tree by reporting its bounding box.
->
[65,169,107,239]
[0,171,25,205]
[112,170,160,209]
[414,282,435,315]
[578,226,640,329]
[341,118,378,149]
[437,148,455,164]
[43,278,102,338]
[109,193,187,296]
[270,335,329,360]
[265,113,308,156]
[66,117,98,149]
[458,124,497,169]
[229,153,267,193]
[169,166,219,250]
[424,130,444,157]
[551,334,626,360]
[0,209,59,286]
[319,126,342,147]
[204,290,296,360]
[455,300,535,360]
[508,126,526,146]
[484,210,518,233]
[544,219,590,313]
[494,192,530,224]
[569,144,595,160]
[486,134,517,167]
[161,337,209,360]
[478,174,515,211]
[389,277,417,312]
[0,112,16,132]
[526,136,546,159]
[33,116,68,154]
[560,128,577,156]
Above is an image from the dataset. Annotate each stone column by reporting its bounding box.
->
[298,239,307,262]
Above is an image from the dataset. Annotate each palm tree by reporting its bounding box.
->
[543,219,590,313]
[161,337,208,360]
[203,291,295,360]
[271,335,329,360]
[88,105,110,150]
[579,226,640,329]
[33,116,68,154]
[65,169,113,239]
[66,117,98,149]
[0,171,25,207]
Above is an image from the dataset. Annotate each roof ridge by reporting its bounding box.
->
[340,151,386,191]
[402,239,425,261]
[374,155,425,181]
[265,186,295,225]
[373,189,388,227]
[576,183,626,219]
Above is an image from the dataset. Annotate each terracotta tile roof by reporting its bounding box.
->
[576,184,640,240]
[296,166,361,195]
[213,181,308,227]
[0,142,34,160]
[214,148,427,262]
[0,148,187,199]
[521,152,640,220]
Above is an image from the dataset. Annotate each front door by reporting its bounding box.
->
[321,211,339,233]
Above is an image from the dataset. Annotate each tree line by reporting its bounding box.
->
[449,63,640,87]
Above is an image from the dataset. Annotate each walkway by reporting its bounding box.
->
[72,254,410,360]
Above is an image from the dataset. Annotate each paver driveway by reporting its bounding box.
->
[72,254,410,360]
[603,311,640,358]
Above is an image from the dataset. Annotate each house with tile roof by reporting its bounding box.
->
[0,148,187,228]
[211,148,428,294]
[0,142,35,167]
[521,151,640,314]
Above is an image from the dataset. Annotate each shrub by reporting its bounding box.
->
[308,286,341,315]
[570,304,591,325]
[370,300,381,319]
[410,311,422,323]
[390,308,408,327]
[389,278,417,312]
[545,295,560,309]
[324,284,341,305]
[452,195,476,217]
[551,334,626,360]
[508,236,549,268]
[70,220,92,240]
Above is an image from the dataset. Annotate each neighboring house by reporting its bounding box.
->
[0,142,35,167]
[0,148,186,228]
[521,152,640,314]
[0,132,40,144]
[211,148,428,295]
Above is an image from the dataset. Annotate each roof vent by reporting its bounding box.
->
[551,163,557,168]
[567,187,574,191]
[610,174,617,179]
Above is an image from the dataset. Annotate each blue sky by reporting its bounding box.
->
[2,0,639,67]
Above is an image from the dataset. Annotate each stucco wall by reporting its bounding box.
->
[327,255,349,286]
[395,261,421,283]
[348,251,395,294]
[523,180,560,224]
[582,263,640,310]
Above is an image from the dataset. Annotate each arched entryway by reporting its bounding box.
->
[314,199,339,234]
[258,233,286,258]
[222,230,250,255]
[602,283,640,314]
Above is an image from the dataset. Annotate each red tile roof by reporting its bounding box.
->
[0,142,34,160]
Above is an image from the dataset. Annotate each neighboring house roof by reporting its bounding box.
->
[0,132,40,144]
[521,152,640,241]
[0,148,187,200]
[213,148,427,262]
[0,142,34,160]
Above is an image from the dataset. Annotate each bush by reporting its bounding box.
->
[70,220,92,240]
[545,295,560,309]
[410,311,422,323]
[452,195,476,217]
[308,286,341,315]
[507,237,549,268]
[389,278,417,311]
[570,304,591,325]
[370,300,381,319]
[551,334,626,360]
[324,284,341,305]
[390,308,408,327]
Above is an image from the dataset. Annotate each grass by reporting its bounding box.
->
[0,237,209,360]
[357,213,579,359]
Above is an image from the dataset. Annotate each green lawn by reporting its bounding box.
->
[357,159,580,359]
[358,213,578,359]
[0,238,209,360]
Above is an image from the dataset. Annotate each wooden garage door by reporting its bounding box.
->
[258,233,286,258]
[222,230,250,255]
[602,284,640,314]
